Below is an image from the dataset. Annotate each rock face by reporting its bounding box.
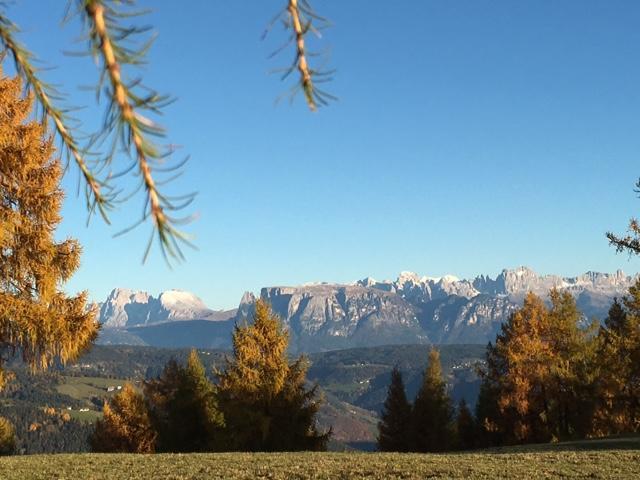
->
[258,285,426,352]
[96,267,637,352]
[244,267,637,351]
[98,288,235,329]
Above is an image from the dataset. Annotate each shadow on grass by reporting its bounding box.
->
[475,435,640,455]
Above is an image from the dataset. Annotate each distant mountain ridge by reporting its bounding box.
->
[98,288,236,329]
[96,267,636,352]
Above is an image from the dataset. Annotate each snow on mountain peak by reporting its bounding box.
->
[159,289,207,310]
[99,288,214,328]
[397,271,421,284]
[439,274,460,284]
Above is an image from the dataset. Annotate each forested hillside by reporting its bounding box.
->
[0,344,483,453]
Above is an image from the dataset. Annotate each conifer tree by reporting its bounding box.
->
[545,289,598,439]
[479,291,596,444]
[594,298,629,434]
[0,416,15,455]
[411,348,454,452]
[217,299,329,451]
[455,399,476,451]
[144,351,224,452]
[91,383,156,453]
[475,350,508,447]
[617,280,640,432]
[0,71,99,390]
[377,367,411,452]
[482,293,552,444]
[594,284,640,435]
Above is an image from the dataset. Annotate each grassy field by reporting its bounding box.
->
[1,439,639,480]
[56,376,130,401]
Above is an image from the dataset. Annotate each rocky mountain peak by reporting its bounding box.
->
[99,288,223,328]
[96,267,639,353]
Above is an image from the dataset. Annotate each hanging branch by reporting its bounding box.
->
[607,180,640,255]
[288,0,317,110]
[79,0,195,263]
[0,10,111,220]
[266,0,336,110]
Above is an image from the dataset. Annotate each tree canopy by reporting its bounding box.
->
[217,299,329,451]
[411,348,455,452]
[91,383,156,454]
[0,70,98,391]
[377,367,411,452]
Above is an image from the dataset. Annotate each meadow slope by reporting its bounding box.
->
[1,444,639,480]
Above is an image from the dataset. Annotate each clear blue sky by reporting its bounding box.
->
[8,1,640,309]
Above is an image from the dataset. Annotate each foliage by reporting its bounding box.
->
[217,299,330,451]
[4,404,92,455]
[91,383,156,453]
[455,399,476,450]
[476,290,606,446]
[607,178,640,256]
[0,71,99,390]
[474,371,503,447]
[410,348,455,452]
[0,416,15,455]
[307,343,484,415]
[144,350,224,452]
[376,367,411,452]
[0,366,92,454]
[593,281,640,435]
[266,0,336,110]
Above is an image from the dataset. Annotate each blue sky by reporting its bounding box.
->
[7,1,640,308]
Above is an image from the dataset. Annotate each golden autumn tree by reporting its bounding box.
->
[91,383,156,453]
[0,71,99,390]
[217,299,329,451]
[477,290,596,445]
[479,293,553,444]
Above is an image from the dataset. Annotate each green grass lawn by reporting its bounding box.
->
[56,376,129,402]
[55,376,133,421]
[1,439,639,480]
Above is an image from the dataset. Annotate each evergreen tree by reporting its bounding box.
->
[377,367,411,452]
[475,369,504,447]
[217,299,329,451]
[480,291,596,445]
[0,72,98,390]
[455,399,476,451]
[411,348,454,452]
[144,351,224,452]
[91,384,156,453]
[617,281,640,432]
[545,289,598,440]
[482,293,553,444]
[0,417,15,455]
[594,283,640,435]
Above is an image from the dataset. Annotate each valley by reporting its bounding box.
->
[0,344,485,453]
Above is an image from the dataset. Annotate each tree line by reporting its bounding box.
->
[90,299,330,453]
[378,282,640,451]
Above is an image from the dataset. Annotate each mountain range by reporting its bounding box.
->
[96,266,635,352]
